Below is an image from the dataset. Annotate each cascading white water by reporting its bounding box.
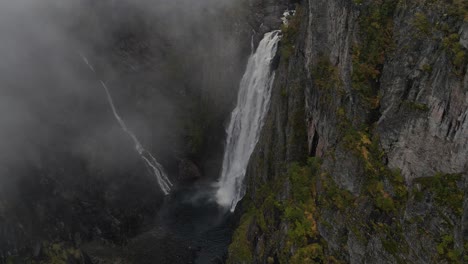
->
[215,31,281,212]
[80,55,173,195]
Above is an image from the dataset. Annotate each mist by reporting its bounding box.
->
[0,0,248,189]
[0,0,253,259]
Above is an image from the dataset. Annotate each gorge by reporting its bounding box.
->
[0,0,467,264]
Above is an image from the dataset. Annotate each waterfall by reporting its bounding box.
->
[215,31,281,212]
[80,54,173,195]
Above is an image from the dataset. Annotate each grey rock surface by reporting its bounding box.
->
[230,0,468,263]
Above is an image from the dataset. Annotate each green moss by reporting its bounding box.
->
[376,196,396,213]
[382,239,399,254]
[290,243,325,264]
[227,157,329,263]
[311,56,343,91]
[442,33,467,73]
[464,242,468,262]
[428,0,468,77]
[447,0,468,21]
[422,63,432,73]
[9,241,84,264]
[311,56,344,104]
[413,187,424,202]
[2,242,81,264]
[280,87,288,97]
[279,158,341,263]
[283,159,321,246]
[413,173,463,217]
[436,235,462,263]
[453,50,466,67]
[403,100,430,112]
[255,193,282,233]
[318,172,355,213]
[337,108,409,214]
[352,0,397,103]
[412,12,432,37]
[418,1,467,74]
[227,213,254,264]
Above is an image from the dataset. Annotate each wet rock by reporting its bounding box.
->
[177,159,203,182]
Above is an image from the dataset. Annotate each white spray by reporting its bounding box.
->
[215,31,281,211]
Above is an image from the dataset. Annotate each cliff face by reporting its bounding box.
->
[229,0,467,263]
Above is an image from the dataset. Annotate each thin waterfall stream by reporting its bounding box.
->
[80,54,173,195]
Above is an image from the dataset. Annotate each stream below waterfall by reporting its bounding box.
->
[151,185,233,264]
[83,184,233,264]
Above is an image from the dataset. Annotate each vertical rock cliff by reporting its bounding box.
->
[228,0,467,263]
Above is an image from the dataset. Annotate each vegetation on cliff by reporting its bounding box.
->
[227,0,467,263]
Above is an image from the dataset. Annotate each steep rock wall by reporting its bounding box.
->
[228,0,467,263]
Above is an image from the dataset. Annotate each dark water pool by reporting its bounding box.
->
[125,184,234,264]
